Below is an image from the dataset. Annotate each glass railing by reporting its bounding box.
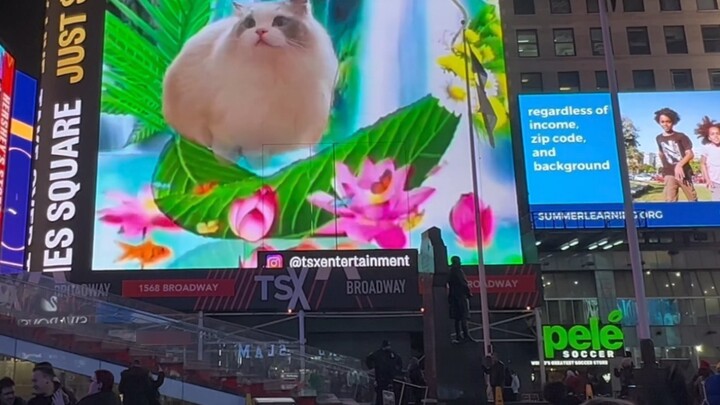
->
[0,273,372,402]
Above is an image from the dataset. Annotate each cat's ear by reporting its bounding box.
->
[286,0,311,15]
[232,1,245,15]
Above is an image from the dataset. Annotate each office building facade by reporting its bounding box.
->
[502,0,720,370]
[503,0,720,93]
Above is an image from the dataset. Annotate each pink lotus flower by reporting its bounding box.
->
[309,159,435,249]
[450,193,495,248]
[229,186,278,242]
[98,186,178,237]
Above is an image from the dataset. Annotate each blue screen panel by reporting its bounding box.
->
[0,72,36,271]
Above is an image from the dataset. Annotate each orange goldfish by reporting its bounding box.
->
[194,182,218,196]
[116,239,173,269]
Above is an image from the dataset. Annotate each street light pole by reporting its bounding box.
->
[598,0,653,358]
[460,29,492,357]
[449,0,492,355]
[463,35,493,356]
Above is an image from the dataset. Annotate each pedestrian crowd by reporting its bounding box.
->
[0,360,164,405]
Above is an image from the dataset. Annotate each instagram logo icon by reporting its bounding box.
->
[265,254,284,269]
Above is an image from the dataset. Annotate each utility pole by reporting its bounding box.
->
[598,0,653,362]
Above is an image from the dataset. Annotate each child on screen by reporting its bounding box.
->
[655,108,697,202]
[697,118,720,201]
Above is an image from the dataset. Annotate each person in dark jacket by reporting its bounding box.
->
[613,357,634,399]
[482,354,506,396]
[78,370,120,405]
[148,369,164,405]
[0,377,25,405]
[366,341,403,405]
[32,363,76,405]
[119,361,157,405]
[27,364,74,405]
[668,364,692,405]
[447,256,472,343]
[407,357,426,405]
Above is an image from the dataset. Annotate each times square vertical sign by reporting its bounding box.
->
[28,0,105,273]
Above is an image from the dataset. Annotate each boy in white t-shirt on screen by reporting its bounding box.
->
[700,122,720,201]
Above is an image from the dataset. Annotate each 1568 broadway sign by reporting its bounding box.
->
[543,310,624,360]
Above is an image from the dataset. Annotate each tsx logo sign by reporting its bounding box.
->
[254,267,311,310]
[254,265,364,311]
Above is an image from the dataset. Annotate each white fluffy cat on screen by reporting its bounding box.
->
[163,0,338,164]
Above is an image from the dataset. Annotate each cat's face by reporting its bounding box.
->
[233,0,316,50]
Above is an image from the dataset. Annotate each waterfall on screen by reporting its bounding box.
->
[357,0,426,129]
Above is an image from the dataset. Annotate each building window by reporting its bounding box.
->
[587,0,600,12]
[710,69,720,89]
[542,273,598,299]
[595,71,609,89]
[664,26,688,54]
[554,29,576,56]
[590,27,610,55]
[627,27,652,55]
[521,72,544,93]
[633,69,656,89]
[558,71,581,92]
[550,0,572,13]
[701,25,720,52]
[514,0,536,14]
[671,69,694,89]
[660,0,682,10]
[544,300,599,324]
[517,29,539,57]
[697,0,719,10]
[624,0,645,11]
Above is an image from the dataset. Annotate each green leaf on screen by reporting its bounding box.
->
[152,96,460,240]
[102,0,212,144]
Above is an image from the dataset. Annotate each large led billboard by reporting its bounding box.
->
[30,0,524,273]
[519,91,720,229]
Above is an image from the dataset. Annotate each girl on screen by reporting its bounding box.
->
[696,117,720,201]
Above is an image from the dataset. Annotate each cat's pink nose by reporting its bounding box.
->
[256,28,268,36]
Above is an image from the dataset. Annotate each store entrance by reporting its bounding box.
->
[529,362,614,397]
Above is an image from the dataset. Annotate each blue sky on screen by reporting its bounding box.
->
[619,91,720,154]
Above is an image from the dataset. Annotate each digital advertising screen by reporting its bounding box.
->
[0,72,37,272]
[519,91,720,229]
[31,0,524,274]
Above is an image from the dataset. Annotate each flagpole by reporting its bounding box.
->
[599,0,653,361]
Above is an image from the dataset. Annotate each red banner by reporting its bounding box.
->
[122,279,236,298]
[467,275,537,294]
[0,51,16,233]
